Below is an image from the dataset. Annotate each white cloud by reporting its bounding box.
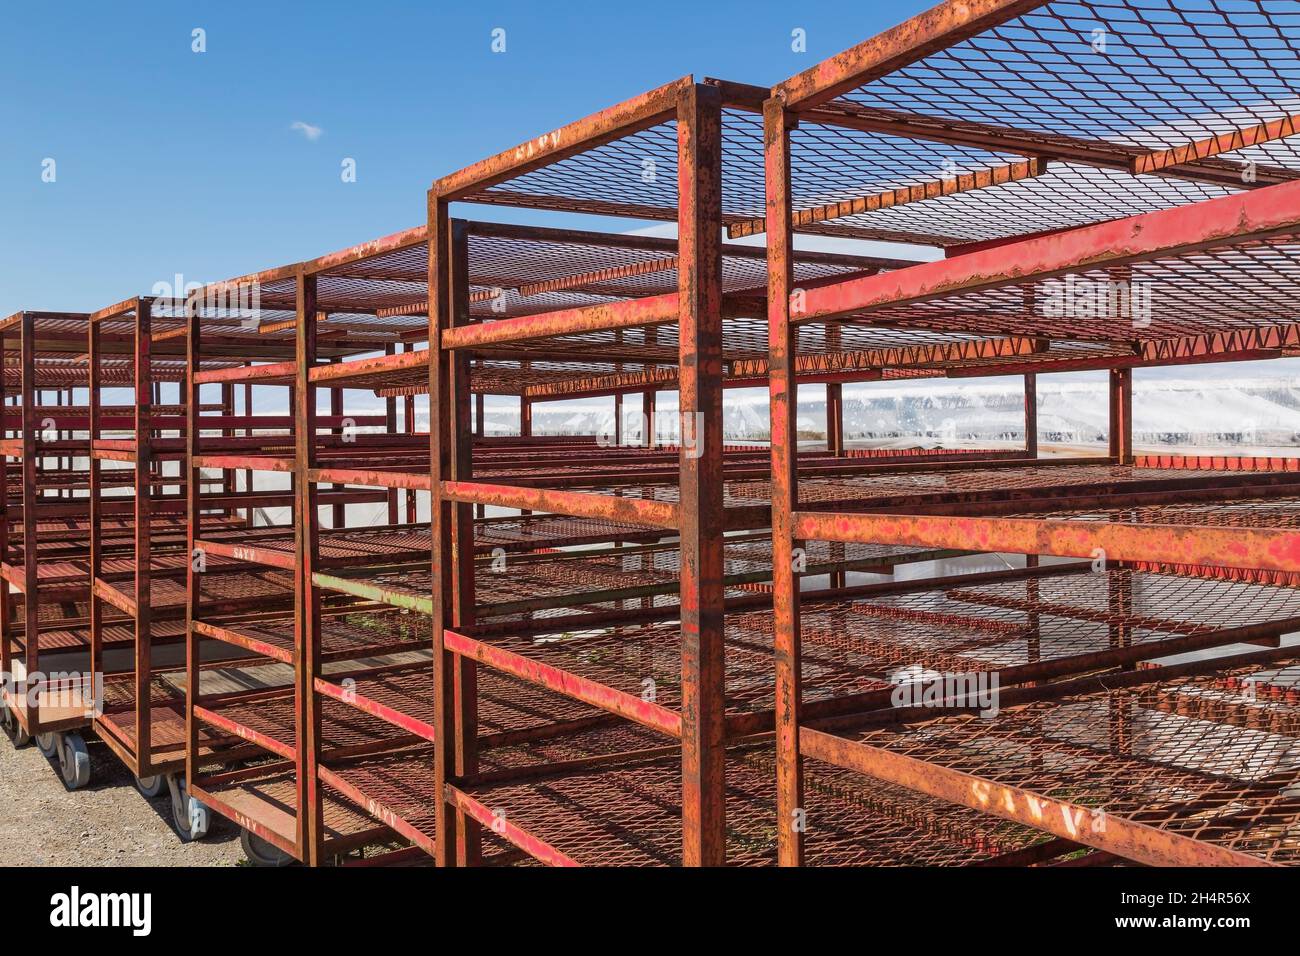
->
[290,120,323,141]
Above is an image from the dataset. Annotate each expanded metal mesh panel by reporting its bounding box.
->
[841,0,1300,163]
[838,656,1300,864]
[462,735,1051,865]
[468,569,1300,720]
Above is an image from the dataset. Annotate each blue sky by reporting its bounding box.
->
[0,0,935,316]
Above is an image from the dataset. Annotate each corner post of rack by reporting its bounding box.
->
[448,218,481,866]
[134,298,155,774]
[0,322,11,683]
[87,309,103,708]
[764,93,805,867]
[184,290,203,798]
[427,188,460,867]
[293,268,326,865]
[19,312,40,718]
[677,80,726,867]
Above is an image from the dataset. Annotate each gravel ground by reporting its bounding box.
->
[0,732,244,866]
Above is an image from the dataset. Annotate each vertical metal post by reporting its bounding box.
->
[1024,372,1038,459]
[1108,368,1133,464]
[826,383,844,456]
[0,326,11,685]
[243,382,254,526]
[677,81,726,867]
[428,190,459,867]
[184,294,203,815]
[386,344,399,525]
[134,300,154,774]
[520,396,532,437]
[448,220,480,866]
[294,272,325,864]
[20,315,39,727]
[87,315,103,726]
[765,95,804,866]
[330,367,345,530]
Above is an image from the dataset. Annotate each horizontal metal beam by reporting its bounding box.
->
[793,510,1300,575]
[797,177,1300,323]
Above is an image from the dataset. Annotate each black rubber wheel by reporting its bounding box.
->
[240,829,295,867]
[168,776,211,842]
[58,733,90,789]
[1,701,31,748]
[135,774,166,798]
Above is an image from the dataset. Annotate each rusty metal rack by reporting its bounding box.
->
[13,0,1300,870]
[174,212,1027,865]
[414,73,1080,868]
[0,311,106,777]
[758,0,1300,867]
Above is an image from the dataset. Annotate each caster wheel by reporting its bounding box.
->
[134,774,166,798]
[58,733,90,789]
[167,776,210,842]
[0,702,29,748]
[240,829,294,867]
[36,732,58,758]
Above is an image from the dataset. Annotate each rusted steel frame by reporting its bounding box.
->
[304,223,427,275]
[192,537,297,571]
[87,297,141,323]
[128,300,155,773]
[1133,113,1300,175]
[191,618,291,664]
[798,727,1268,866]
[730,334,1050,377]
[797,177,1300,324]
[765,97,805,866]
[317,765,434,857]
[1108,368,1133,465]
[192,360,296,386]
[467,217,915,271]
[312,571,431,614]
[1024,373,1037,458]
[943,588,1201,637]
[1137,454,1300,472]
[293,273,326,865]
[826,381,844,457]
[313,676,435,743]
[943,347,1284,379]
[803,102,1296,192]
[436,76,689,199]
[794,510,1300,576]
[428,191,459,867]
[18,315,44,727]
[192,704,295,761]
[442,292,678,352]
[730,157,1047,238]
[673,82,728,868]
[814,465,1300,514]
[775,0,1047,110]
[192,454,294,473]
[185,781,301,858]
[445,220,482,866]
[441,480,679,529]
[461,742,688,790]
[1142,323,1300,362]
[307,347,428,386]
[443,629,682,737]
[444,784,580,866]
[0,326,10,687]
[307,466,432,492]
